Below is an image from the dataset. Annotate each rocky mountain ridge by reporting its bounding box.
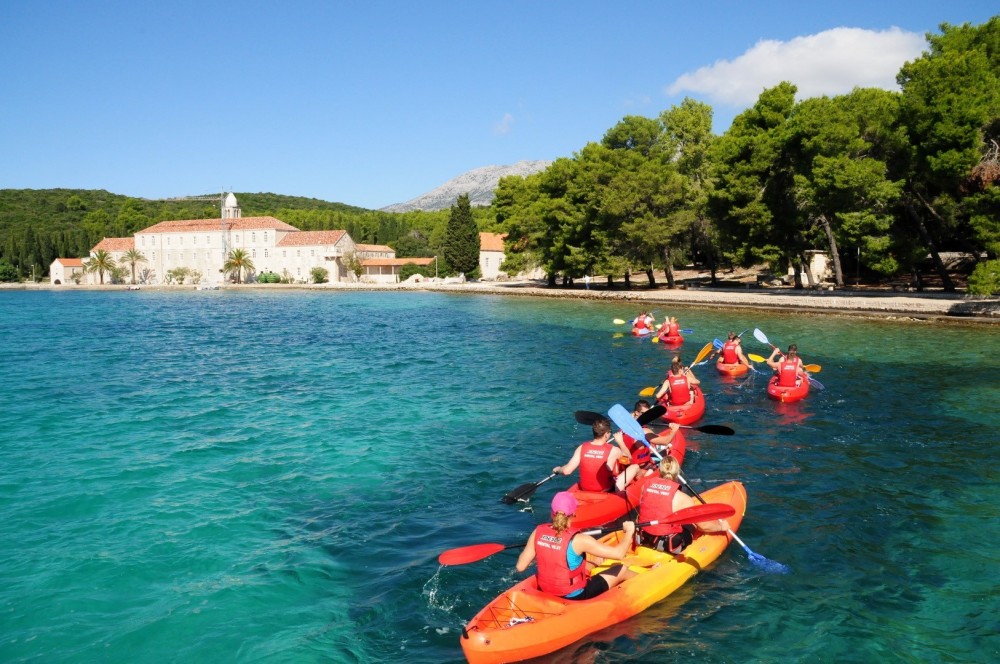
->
[380,159,551,212]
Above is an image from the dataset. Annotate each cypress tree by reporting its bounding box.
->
[443,194,480,277]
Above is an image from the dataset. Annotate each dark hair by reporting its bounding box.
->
[634,399,651,411]
[592,417,611,436]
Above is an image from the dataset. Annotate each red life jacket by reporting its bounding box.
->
[667,373,691,405]
[534,524,588,596]
[623,432,653,467]
[668,322,679,336]
[638,477,682,536]
[578,441,615,491]
[634,317,648,330]
[722,341,739,364]
[778,358,800,387]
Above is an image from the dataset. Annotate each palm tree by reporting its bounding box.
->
[85,249,116,285]
[223,248,255,284]
[121,248,147,284]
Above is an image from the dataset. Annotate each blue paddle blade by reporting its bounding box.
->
[748,551,791,574]
[808,377,825,390]
[753,328,769,345]
[713,338,723,349]
[607,403,646,442]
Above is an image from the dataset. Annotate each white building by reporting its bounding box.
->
[49,257,85,285]
[479,232,506,280]
[88,193,358,285]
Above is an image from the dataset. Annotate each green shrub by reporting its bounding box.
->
[398,263,429,281]
[967,260,1000,296]
[310,267,329,284]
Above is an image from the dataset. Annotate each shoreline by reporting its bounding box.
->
[5,280,999,324]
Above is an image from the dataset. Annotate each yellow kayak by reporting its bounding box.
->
[459,481,748,663]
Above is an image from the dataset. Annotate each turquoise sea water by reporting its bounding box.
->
[1,290,997,663]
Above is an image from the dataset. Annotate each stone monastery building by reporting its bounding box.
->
[65,193,437,285]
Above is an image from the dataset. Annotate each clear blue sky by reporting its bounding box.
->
[1,1,995,210]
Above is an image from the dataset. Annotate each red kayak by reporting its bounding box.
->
[717,361,749,377]
[566,480,643,528]
[657,385,706,425]
[656,333,684,346]
[767,375,809,402]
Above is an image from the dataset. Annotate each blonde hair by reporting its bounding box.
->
[551,512,572,534]
[657,455,680,480]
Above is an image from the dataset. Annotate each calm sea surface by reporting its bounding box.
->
[1,289,997,663]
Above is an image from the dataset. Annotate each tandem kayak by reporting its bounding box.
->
[657,385,706,425]
[566,479,644,529]
[631,327,651,337]
[716,361,750,377]
[767,375,809,403]
[459,481,747,663]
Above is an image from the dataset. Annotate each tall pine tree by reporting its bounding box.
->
[444,194,480,277]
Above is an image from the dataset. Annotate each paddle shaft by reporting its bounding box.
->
[677,472,752,551]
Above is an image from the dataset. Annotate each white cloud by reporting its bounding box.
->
[667,27,927,107]
[493,112,515,135]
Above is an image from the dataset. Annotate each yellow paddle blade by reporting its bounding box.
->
[613,319,626,325]
[692,342,714,366]
[651,335,659,344]
[748,353,766,363]
[804,364,821,373]
[638,386,656,397]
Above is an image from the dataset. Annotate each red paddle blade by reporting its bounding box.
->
[664,502,736,525]
[438,542,507,566]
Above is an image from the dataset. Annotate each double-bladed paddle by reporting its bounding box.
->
[437,502,737,566]
[500,473,558,504]
[576,408,734,435]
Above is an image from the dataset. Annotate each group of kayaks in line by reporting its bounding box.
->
[438,320,802,662]
[626,316,824,405]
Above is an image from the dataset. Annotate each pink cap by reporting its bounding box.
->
[550,491,578,516]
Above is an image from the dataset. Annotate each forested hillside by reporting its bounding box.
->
[0,189,496,280]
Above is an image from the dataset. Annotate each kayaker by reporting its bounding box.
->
[631,310,653,335]
[636,456,729,553]
[553,416,626,491]
[717,331,750,368]
[767,344,807,387]
[616,400,685,471]
[515,491,637,600]
[654,356,700,406]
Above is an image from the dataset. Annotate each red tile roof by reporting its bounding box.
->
[276,230,348,247]
[138,216,299,234]
[55,258,84,267]
[92,237,135,252]
[480,232,506,252]
[355,243,394,253]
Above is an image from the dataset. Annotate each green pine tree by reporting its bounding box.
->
[443,194,480,277]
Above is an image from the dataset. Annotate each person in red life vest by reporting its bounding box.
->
[553,416,626,491]
[516,491,637,599]
[654,356,701,406]
[615,401,686,476]
[636,456,729,553]
[631,310,654,335]
[716,331,750,368]
[766,343,807,387]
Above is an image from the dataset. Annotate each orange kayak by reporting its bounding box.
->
[459,481,747,663]
[767,375,809,402]
[716,361,749,377]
